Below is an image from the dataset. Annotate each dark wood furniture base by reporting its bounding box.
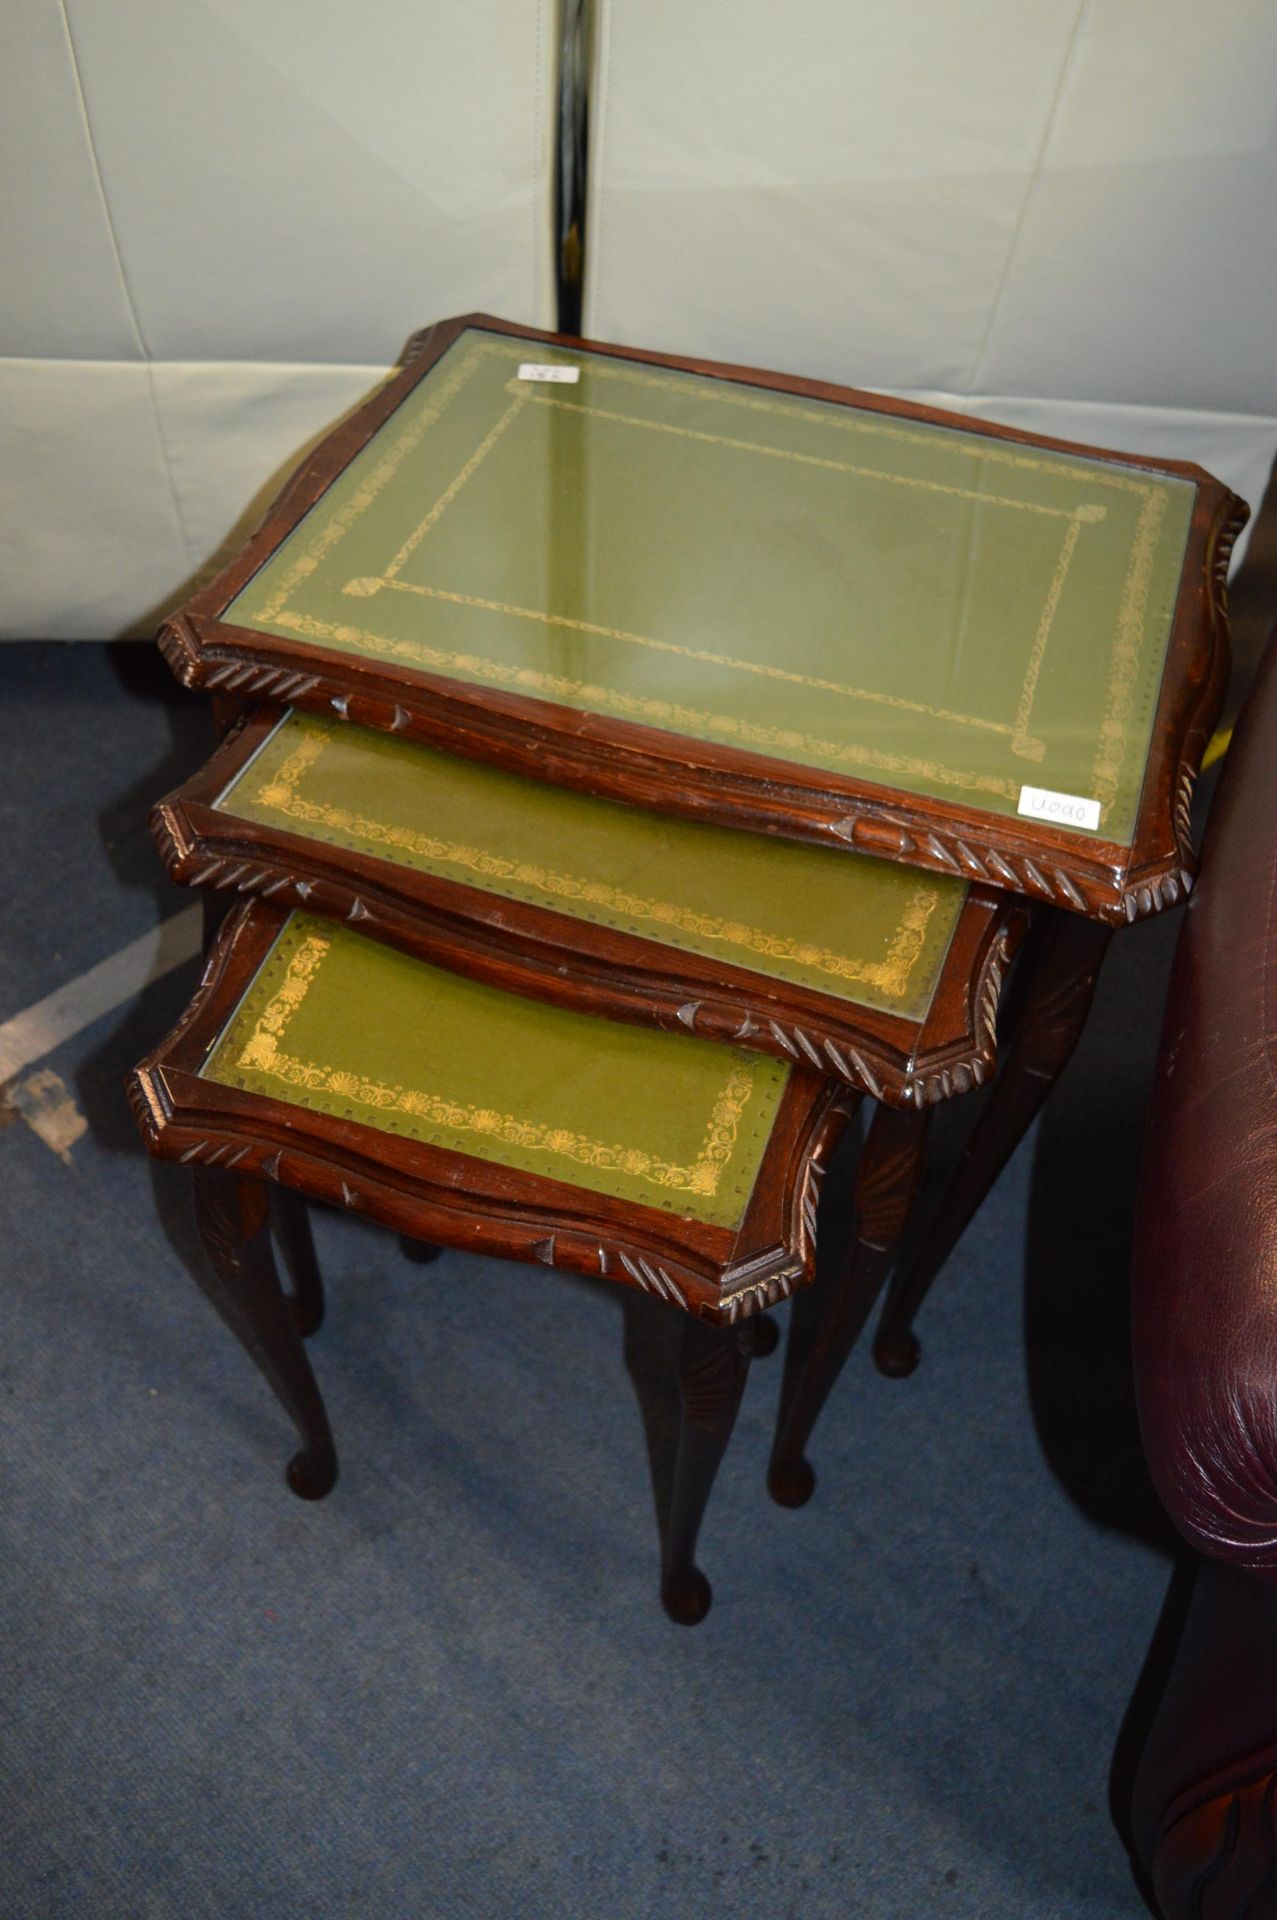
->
[271,1187,325,1338]
[768,1101,932,1505]
[762,903,1113,1494]
[872,906,1113,1376]
[131,900,856,1621]
[194,1168,337,1499]
[399,1236,443,1267]
[199,1167,768,1624]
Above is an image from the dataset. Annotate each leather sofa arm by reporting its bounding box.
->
[1133,627,1277,1574]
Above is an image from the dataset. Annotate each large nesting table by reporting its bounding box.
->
[160,313,1243,925]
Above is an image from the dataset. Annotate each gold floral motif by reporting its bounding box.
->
[229,921,766,1199]
[237,717,941,1001]
[236,931,329,1069]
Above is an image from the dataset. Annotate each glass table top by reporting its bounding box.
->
[227,328,1196,849]
[217,710,966,1022]
[202,912,789,1230]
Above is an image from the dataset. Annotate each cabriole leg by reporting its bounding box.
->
[769,1102,931,1507]
[751,1313,780,1357]
[661,1315,754,1625]
[270,1188,324,1338]
[192,1167,337,1500]
[399,1236,443,1266]
[873,909,1113,1378]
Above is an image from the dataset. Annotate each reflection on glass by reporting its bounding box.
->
[201,912,790,1229]
[227,330,1196,847]
[217,709,968,1022]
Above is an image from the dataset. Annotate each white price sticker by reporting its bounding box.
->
[1017,785,1102,832]
[517,363,580,383]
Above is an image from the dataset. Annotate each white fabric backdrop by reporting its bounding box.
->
[584,0,1277,549]
[6,0,1275,639]
[1,0,559,638]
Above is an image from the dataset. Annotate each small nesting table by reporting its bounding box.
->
[131,901,861,1621]
[141,712,1024,1613]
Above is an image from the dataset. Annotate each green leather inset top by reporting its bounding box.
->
[227,329,1196,847]
[201,913,790,1229]
[218,710,965,1020]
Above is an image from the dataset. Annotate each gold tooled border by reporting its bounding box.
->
[237,716,942,1003]
[270,606,1025,798]
[251,346,489,625]
[217,919,774,1202]
[234,334,1185,827]
[338,359,1100,753]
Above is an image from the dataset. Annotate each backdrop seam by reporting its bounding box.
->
[965,0,1091,398]
[581,0,610,337]
[55,0,199,570]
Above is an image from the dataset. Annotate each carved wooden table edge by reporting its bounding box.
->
[128,899,856,1330]
[153,311,1250,927]
[152,707,1030,1109]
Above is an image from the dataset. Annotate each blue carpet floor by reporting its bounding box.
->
[0,643,1184,1917]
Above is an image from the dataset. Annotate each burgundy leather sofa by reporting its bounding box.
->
[1132,626,1277,1915]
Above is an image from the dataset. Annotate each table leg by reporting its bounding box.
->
[270,1189,325,1338]
[768,1101,932,1507]
[872,907,1113,1378]
[399,1236,443,1266]
[192,1167,337,1500]
[200,887,232,949]
[210,691,248,741]
[750,1313,780,1358]
[661,1316,754,1625]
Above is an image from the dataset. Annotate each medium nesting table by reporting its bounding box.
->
[140,707,1023,1615]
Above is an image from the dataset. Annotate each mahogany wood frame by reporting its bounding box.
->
[128,899,858,1328]
[153,706,1028,1110]
[157,313,1247,927]
[185,1160,774,1624]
